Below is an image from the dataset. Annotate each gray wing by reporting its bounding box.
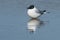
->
[36,9,44,15]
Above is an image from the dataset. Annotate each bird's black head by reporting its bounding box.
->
[27,5,34,9]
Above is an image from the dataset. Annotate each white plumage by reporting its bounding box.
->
[27,7,41,18]
[27,5,46,18]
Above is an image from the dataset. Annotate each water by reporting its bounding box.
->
[0,0,60,40]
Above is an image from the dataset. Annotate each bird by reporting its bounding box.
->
[27,5,46,18]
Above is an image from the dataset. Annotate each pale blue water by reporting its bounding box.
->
[0,0,60,40]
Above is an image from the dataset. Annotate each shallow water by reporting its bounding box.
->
[0,0,60,40]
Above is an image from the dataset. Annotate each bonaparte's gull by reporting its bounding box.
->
[27,5,46,18]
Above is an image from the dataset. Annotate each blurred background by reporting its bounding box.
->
[0,0,60,40]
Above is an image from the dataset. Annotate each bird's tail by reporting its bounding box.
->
[43,10,46,12]
[42,10,50,14]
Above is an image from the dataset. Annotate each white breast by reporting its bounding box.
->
[27,7,41,18]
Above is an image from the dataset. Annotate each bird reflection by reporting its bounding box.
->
[27,18,44,33]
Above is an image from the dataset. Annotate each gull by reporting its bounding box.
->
[27,5,46,18]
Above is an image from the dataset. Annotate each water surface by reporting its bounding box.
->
[0,0,60,40]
